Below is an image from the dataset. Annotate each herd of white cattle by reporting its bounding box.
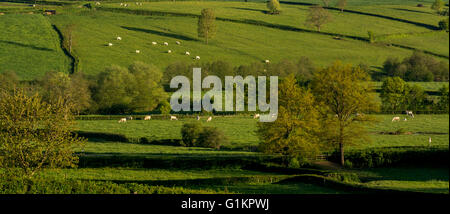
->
[391,110,415,122]
[107,35,202,60]
[117,114,267,123]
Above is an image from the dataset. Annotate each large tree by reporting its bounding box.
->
[0,89,85,178]
[198,8,217,44]
[40,71,92,115]
[257,74,321,165]
[305,5,332,32]
[431,0,445,14]
[267,0,281,14]
[94,62,166,113]
[379,77,408,112]
[312,61,379,166]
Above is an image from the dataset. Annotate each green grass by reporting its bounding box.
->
[0,14,71,79]
[40,168,275,181]
[373,81,449,92]
[76,116,259,147]
[78,141,258,155]
[353,167,449,194]
[76,114,449,149]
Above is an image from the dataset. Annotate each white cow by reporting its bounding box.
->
[403,118,408,121]
[176,41,181,45]
[108,43,113,46]
[117,36,122,40]
[126,116,133,120]
[118,118,127,123]
[265,59,270,64]
[197,116,201,120]
[163,42,169,46]
[195,56,200,60]
[392,117,400,122]
[406,110,414,118]
[253,114,260,119]
[167,50,172,53]
[185,51,190,55]
[95,2,101,5]
[135,50,140,54]
[170,115,178,120]
[144,116,151,120]
[206,116,212,122]
[152,42,157,45]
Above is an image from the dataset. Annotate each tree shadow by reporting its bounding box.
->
[120,26,199,41]
[228,7,268,14]
[0,40,54,52]
[392,8,433,15]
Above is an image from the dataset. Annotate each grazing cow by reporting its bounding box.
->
[206,116,212,122]
[117,36,122,40]
[95,2,101,5]
[185,51,190,55]
[152,42,157,45]
[170,116,178,120]
[195,56,200,60]
[108,43,113,46]
[176,41,181,45]
[429,137,432,146]
[167,50,172,53]
[135,50,140,54]
[118,118,127,123]
[392,117,400,122]
[253,114,260,119]
[163,42,169,46]
[197,116,201,120]
[265,59,270,64]
[120,3,124,6]
[406,110,414,118]
[403,118,408,121]
[144,116,151,120]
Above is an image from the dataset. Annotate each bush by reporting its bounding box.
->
[439,18,449,31]
[180,122,204,147]
[197,127,228,149]
[326,172,360,183]
[329,146,449,168]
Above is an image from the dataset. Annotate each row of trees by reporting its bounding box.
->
[383,51,449,82]
[0,62,167,115]
[163,57,315,86]
[380,77,449,112]
[258,61,378,166]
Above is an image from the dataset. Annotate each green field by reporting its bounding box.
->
[76,114,449,149]
[0,0,448,79]
[0,0,448,195]
[0,14,71,79]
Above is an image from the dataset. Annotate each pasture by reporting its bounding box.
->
[0,0,448,195]
[76,114,450,149]
[0,0,448,79]
[0,14,71,79]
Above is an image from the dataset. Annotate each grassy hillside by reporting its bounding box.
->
[76,114,449,149]
[0,14,71,80]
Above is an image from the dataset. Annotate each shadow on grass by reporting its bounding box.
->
[0,40,54,52]
[228,7,268,14]
[392,8,433,15]
[121,26,198,41]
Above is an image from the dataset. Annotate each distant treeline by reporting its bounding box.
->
[0,52,448,115]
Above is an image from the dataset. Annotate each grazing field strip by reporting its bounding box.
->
[279,1,440,30]
[96,6,446,58]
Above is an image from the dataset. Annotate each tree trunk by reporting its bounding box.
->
[339,123,345,166]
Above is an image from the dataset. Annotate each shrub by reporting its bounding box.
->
[180,122,204,147]
[439,18,449,31]
[197,127,228,149]
[326,172,360,183]
[329,146,449,168]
